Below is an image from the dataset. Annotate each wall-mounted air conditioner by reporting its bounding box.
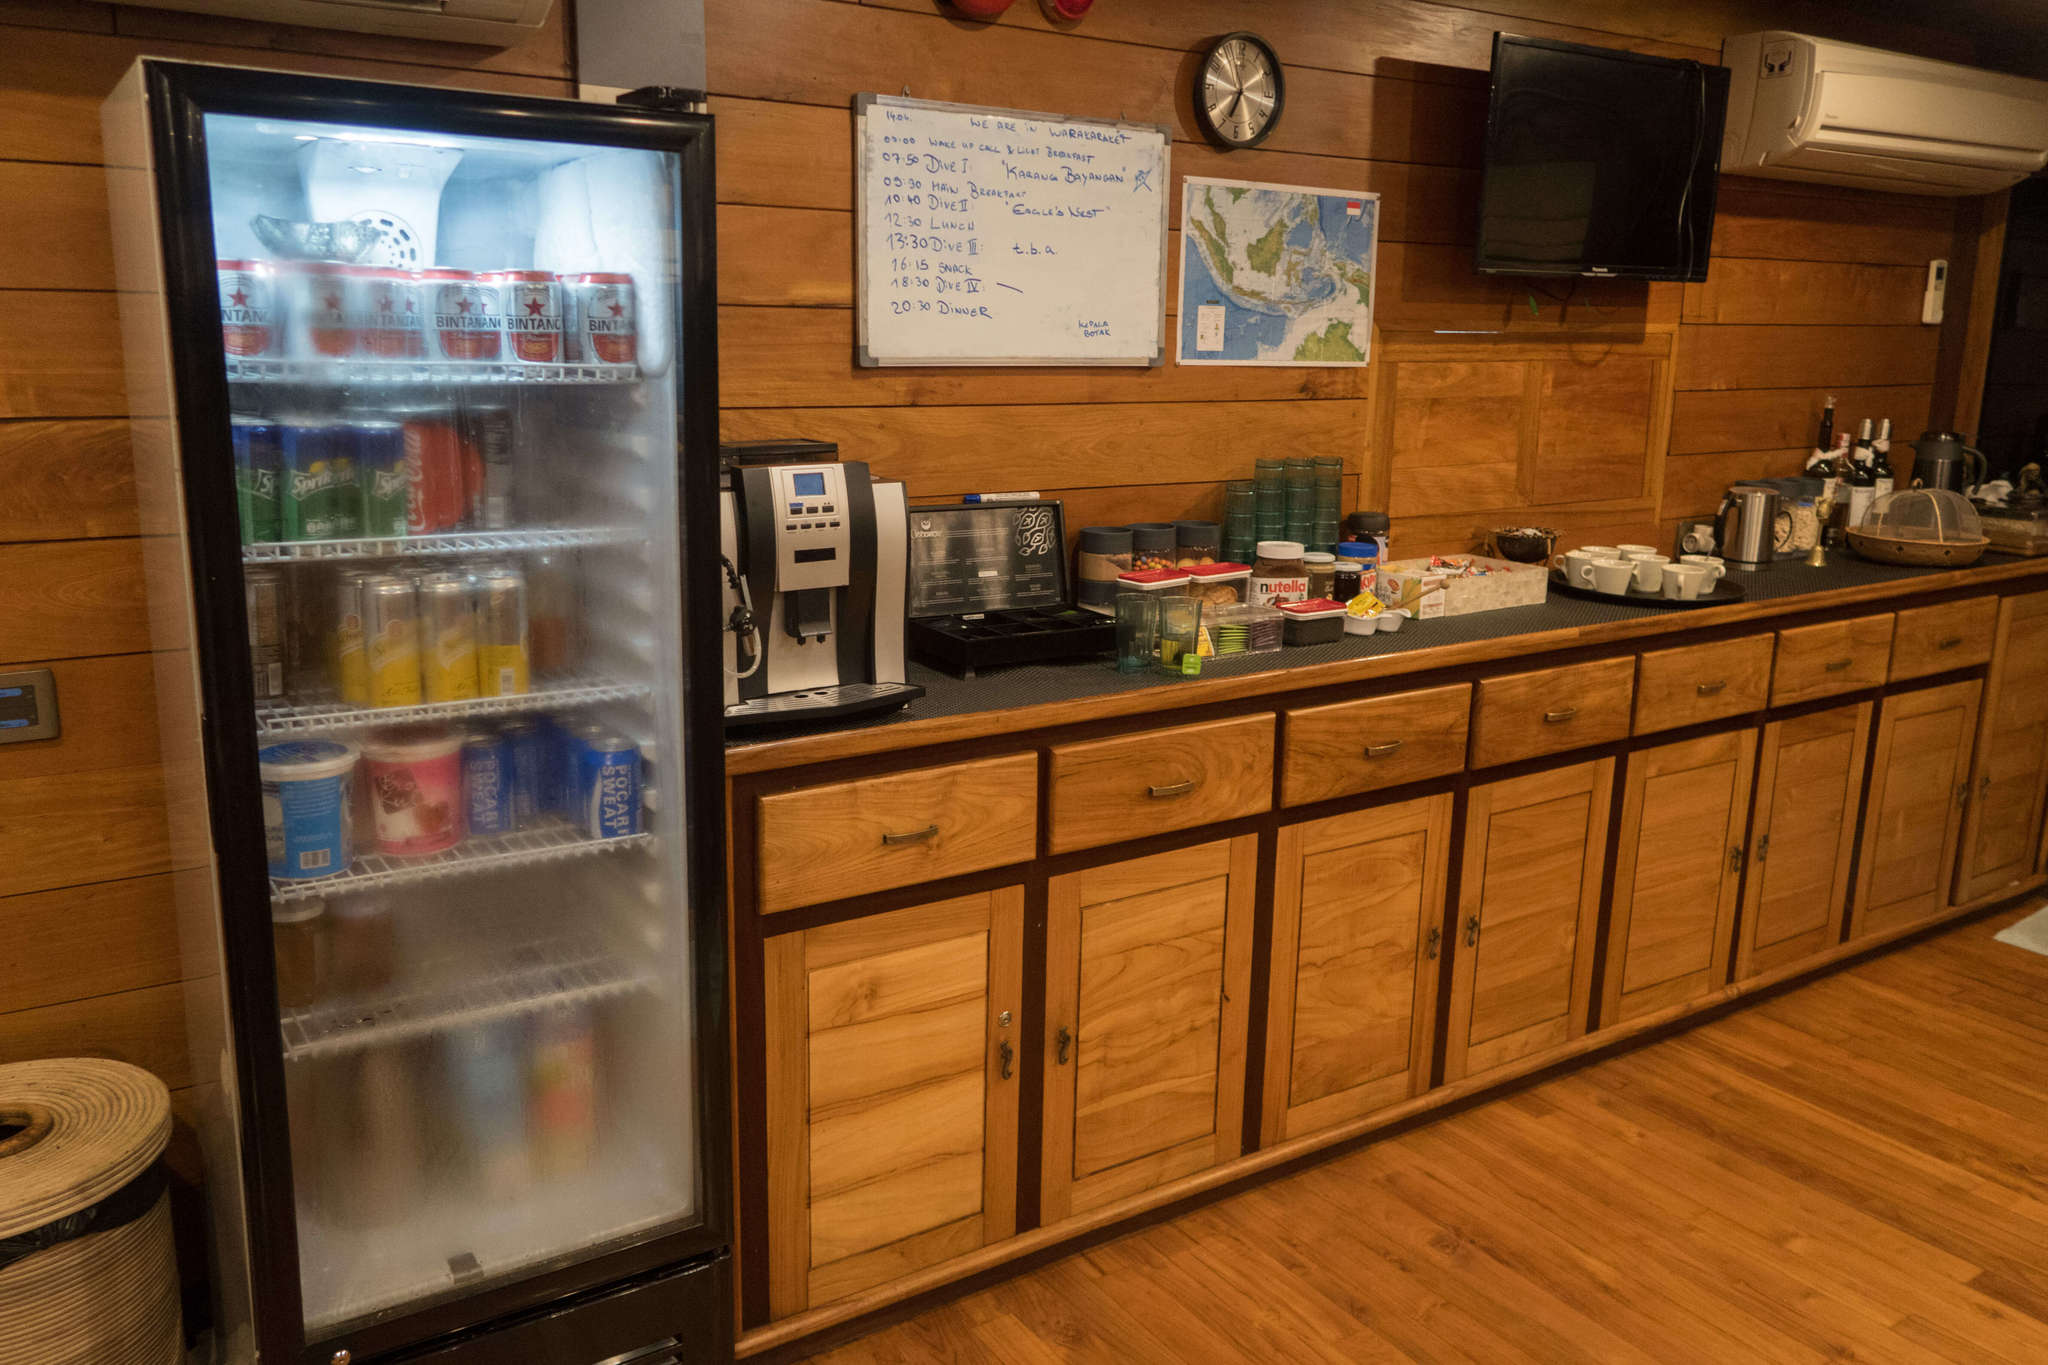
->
[119,0,553,48]
[1722,32,2048,195]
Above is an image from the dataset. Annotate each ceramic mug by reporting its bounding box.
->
[1615,543,1657,558]
[1553,548,1602,588]
[1589,557,1636,595]
[1662,563,1710,600]
[1630,553,1669,593]
[1680,554,1725,590]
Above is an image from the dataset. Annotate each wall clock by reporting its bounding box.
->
[1194,32,1284,149]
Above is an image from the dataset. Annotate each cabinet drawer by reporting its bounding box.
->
[1047,714,1273,854]
[1889,596,1998,682]
[1281,683,1472,807]
[1772,614,1893,705]
[755,753,1039,913]
[1468,657,1634,768]
[1633,634,1774,736]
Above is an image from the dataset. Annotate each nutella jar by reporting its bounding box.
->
[1250,540,1308,607]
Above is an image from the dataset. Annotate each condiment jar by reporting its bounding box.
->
[272,899,328,1010]
[1303,551,1336,601]
[1250,540,1308,606]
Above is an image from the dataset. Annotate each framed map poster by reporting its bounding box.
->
[1176,177,1379,367]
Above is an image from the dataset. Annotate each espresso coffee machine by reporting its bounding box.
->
[719,455,923,729]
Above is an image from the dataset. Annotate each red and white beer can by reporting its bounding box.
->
[419,268,504,363]
[359,268,424,360]
[487,270,564,364]
[564,272,637,367]
[217,259,279,358]
[277,261,368,361]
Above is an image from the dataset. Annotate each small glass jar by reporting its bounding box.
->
[1333,558,1363,603]
[328,895,395,997]
[1251,540,1308,606]
[1303,551,1337,600]
[272,899,328,1010]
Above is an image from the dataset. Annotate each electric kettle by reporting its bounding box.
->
[1717,484,1784,570]
[1912,431,1989,495]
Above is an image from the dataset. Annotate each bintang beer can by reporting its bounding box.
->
[564,272,637,367]
[418,572,481,702]
[401,412,467,534]
[420,268,504,363]
[362,575,424,708]
[359,268,424,360]
[475,567,532,697]
[489,271,564,364]
[217,259,278,358]
[277,261,366,361]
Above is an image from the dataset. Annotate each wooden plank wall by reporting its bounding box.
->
[0,0,572,1178]
[708,0,1974,558]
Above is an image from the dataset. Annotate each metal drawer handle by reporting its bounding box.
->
[1463,914,1481,947]
[1824,659,1852,672]
[1543,707,1578,724]
[1696,679,1728,696]
[1055,1026,1072,1065]
[1937,636,1964,650]
[1147,780,1197,798]
[998,1040,1013,1081]
[1425,926,1441,960]
[881,824,939,846]
[1365,740,1406,758]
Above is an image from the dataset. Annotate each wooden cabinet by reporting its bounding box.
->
[1853,679,1982,938]
[1602,731,1754,1023]
[762,890,1025,1318]
[1735,703,1872,978]
[1632,634,1774,736]
[1468,657,1634,768]
[1889,596,1998,683]
[1041,836,1256,1222]
[1261,794,1452,1144]
[1771,614,1893,705]
[1047,714,1273,854]
[1444,759,1612,1081]
[1280,683,1470,807]
[755,754,1038,913]
[1957,591,2048,901]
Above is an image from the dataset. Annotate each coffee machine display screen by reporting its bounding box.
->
[791,471,827,496]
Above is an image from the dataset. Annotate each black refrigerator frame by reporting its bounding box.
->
[125,59,732,1365]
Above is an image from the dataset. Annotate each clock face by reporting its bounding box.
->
[1197,33,1283,149]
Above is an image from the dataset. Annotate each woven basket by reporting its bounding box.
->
[0,1059,181,1365]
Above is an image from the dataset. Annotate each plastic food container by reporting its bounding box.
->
[260,739,359,880]
[1278,597,1348,646]
[1207,603,1283,655]
[1115,567,1192,599]
[360,726,465,856]
[1184,562,1251,606]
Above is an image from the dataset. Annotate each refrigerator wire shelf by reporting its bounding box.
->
[270,819,651,903]
[279,932,659,1059]
[225,356,640,386]
[242,525,640,562]
[255,676,650,737]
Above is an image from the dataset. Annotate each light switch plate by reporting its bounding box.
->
[0,668,59,743]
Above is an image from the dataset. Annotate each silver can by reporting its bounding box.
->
[275,260,368,362]
[361,574,423,709]
[563,272,637,367]
[475,568,531,697]
[245,566,287,700]
[418,572,481,703]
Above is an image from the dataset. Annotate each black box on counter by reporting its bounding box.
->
[906,501,1115,676]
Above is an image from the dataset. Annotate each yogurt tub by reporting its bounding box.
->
[260,739,359,880]
[360,726,465,857]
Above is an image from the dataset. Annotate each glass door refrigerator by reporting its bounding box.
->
[102,60,729,1365]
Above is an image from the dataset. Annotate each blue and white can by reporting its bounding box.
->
[576,733,641,839]
[259,739,358,879]
[462,729,513,838]
[499,719,544,828]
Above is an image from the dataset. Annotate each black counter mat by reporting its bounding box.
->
[726,554,2015,752]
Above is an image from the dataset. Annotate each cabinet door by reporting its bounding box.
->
[1957,591,2048,901]
[1444,759,1612,1082]
[1735,703,1871,978]
[1602,731,1755,1023]
[763,889,1024,1319]
[1041,835,1256,1223]
[1853,679,1982,938]
[1262,794,1452,1144]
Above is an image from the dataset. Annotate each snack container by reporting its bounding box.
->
[1206,603,1283,655]
[1184,562,1251,606]
[1376,555,1546,618]
[1115,567,1192,599]
[1278,597,1348,646]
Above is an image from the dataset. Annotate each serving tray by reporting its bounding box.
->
[1548,569,1746,609]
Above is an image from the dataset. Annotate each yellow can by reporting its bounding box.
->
[333,570,373,707]
[419,573,481,702]
[363,576,423,708]
[475,568,531,697]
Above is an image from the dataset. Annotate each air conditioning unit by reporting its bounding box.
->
[119,0,552,48]
[1721,32,2048,195]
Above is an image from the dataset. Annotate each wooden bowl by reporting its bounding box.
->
[1845,530,1990,567]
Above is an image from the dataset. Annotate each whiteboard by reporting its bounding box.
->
[854,93,1170,367]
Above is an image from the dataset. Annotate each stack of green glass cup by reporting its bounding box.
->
[1284,457,1316,546]
[1253,458,1286,547]
[1223,480,1257,565]
[1313,456,1343,552]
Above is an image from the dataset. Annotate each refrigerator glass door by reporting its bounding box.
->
[201,110,698,1338]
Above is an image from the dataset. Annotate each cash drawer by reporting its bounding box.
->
[1469,657,1635,768]
[1281,683,1472,806]
[1047,714,1274,853]
[755,753,1039,913]
[1772,614,1893,705]
[1889,596,1997,682]
[1632,634,1774,736]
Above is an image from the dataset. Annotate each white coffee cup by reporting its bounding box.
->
[1579,545,1619,559]
[1680,554,1725,590]
[1616,543,1657,558]
[1662,563,1710,600]
[1589,557,1636,595]
[1553,548,1601,588]
[1630,553,1669,593]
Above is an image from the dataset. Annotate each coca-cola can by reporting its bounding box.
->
[419,267,504,363]
[489,270,564,364]
[217,259,279,358]
[401,412,468,534]
[359,268,424,360]
[277,261,369,361]
[564,272,637,367]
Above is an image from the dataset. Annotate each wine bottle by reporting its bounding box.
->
[1846,426,1877,529]
[1806,394,1839,472]
[1873,418,1894,500]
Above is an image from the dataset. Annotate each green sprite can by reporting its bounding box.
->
[352,420,409,538]
[231,417,281,545]
[280,420,361,541]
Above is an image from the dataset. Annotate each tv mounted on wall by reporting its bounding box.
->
[1476,34,1730,283]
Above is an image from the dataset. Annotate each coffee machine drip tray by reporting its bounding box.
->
[723,680,925,730]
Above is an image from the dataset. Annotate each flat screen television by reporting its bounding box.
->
[1476,34,1730,283]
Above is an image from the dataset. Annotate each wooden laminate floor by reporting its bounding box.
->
[797,903,2048,1364]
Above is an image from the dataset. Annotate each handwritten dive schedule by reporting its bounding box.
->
[854,94,1170,366]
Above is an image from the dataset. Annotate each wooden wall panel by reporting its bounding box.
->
[0,873,181,1014]
[0,419,136,541]
[1669,386,1934,456]
[0,291,125,418]
[1675,326,1941,393]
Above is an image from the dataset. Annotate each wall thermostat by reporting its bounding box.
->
[0,668,58,744]
[1923,259,1947,325]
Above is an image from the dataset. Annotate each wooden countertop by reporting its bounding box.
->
[725,554,2048,776]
